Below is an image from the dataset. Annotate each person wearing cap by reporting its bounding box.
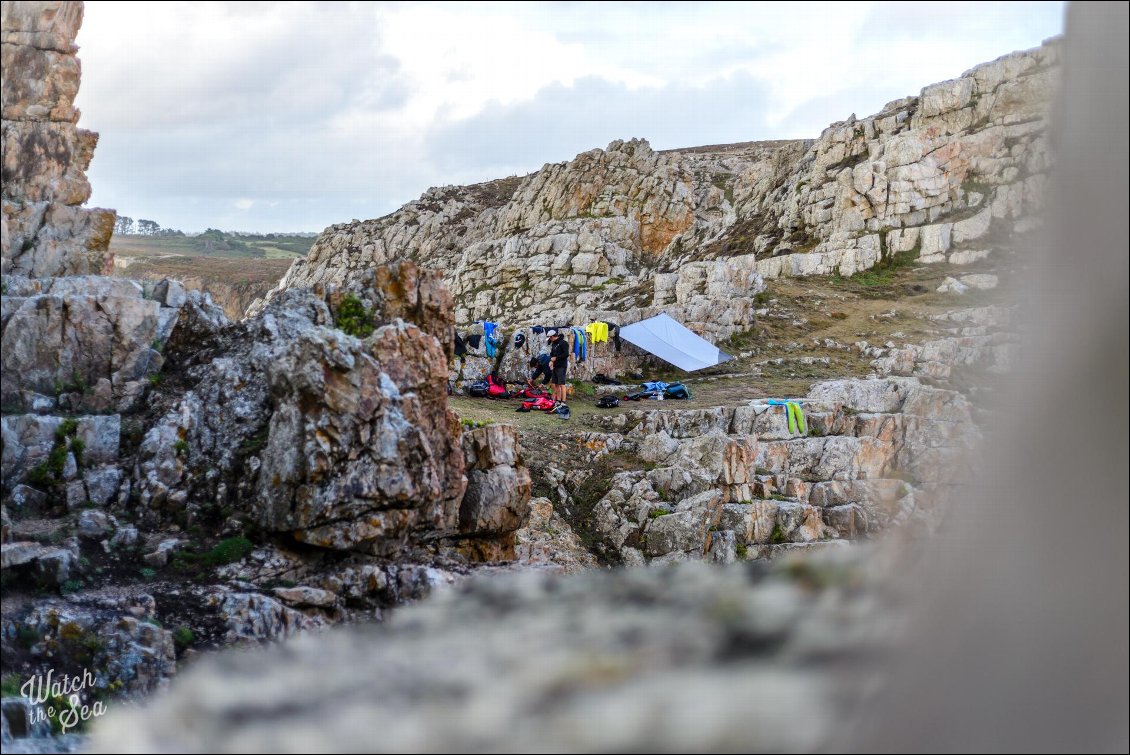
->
[547,329,570,403]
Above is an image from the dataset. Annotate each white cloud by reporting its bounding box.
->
[73,1,1065,232]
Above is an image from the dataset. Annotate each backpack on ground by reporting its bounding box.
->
[486,374,510,399]
[467,379,490,397]
[597,395,621,408]
[554,403,571,420]
[518,396,557,412]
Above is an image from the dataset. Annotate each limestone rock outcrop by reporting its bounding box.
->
[136,263,470,556]
[1,276,184,414]
[262,41,1058,344]
[1,0,114,277]
[577,376,977,564]
[4,595,177,697]
[451,424,532,560]
[515,497,598,573]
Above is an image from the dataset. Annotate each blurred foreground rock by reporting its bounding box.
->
[91,548,897,753]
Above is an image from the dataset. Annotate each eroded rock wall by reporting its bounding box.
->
[136,264,472,556]
[1,0,114,277]
[263,41,1057,344]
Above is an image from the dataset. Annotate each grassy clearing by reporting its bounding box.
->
[111,232,313,260]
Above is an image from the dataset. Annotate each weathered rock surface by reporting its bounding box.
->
[0,538,79,586]
[865,305,1019,383]
[1,413,119,485]
[0,275,186,413]
[134,263,534,559]
[1,0,114,277]
[577,376,976,564]
[453,424,532,557]
[135,264,459,549]
[2,593,177,696]
[261,41,1057,346]
[515,497,599,573]
[208,591,327,646]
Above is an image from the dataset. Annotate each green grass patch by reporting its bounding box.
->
[568,379,595,398]
[27,418,81,488]
[61,578,85,595]
[173,626,195,651]
[52,372,88,396]
[237,425,271,457]
[172,536,254,571]
[833,248,919,288]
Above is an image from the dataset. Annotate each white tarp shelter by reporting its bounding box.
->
[619,313,733,372]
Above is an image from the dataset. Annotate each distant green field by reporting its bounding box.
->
[111,230,315,260]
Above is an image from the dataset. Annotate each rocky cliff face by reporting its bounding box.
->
[1,0,114,277]
[263,40,1057,344]
[1,6,532,746]
[135,265,473,557]
[0,4,1086,750]
[576,375,977,565]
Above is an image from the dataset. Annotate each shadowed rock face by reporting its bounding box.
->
[1,0,115,277]
[454,424,533,560]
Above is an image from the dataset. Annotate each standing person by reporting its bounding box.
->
[547,329,569,403]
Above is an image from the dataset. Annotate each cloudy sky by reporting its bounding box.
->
[75,1,1065,233]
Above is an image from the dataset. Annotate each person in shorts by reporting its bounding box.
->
[547,328,569,403]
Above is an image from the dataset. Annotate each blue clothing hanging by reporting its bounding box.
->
[571,327,587,362]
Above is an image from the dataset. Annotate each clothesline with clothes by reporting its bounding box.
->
[453,320,623,367]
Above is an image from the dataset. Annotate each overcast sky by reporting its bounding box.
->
[74,1,1065,234]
